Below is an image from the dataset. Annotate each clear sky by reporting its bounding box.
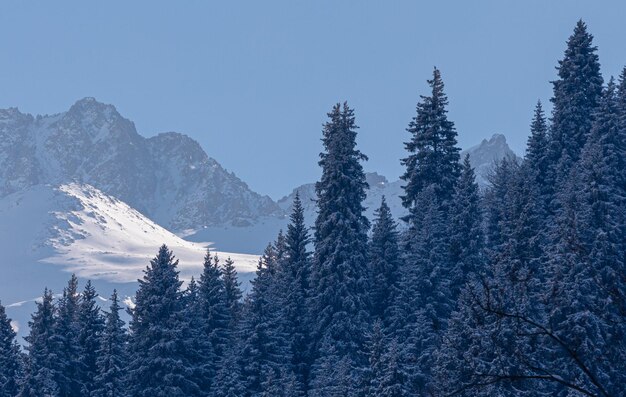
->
[1,1,625,199]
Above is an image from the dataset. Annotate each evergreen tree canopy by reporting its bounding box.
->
[549,19,603,184]
[368,196,402,325]
[126,245,203,397]
[277,193,312,391]
[447,155,484,301]
[53,274,82,397]
[222,256,243,329]
[0,301,21,397]
[401,67,461,218]
[20,289,59,397]
[197,251,230,364]
[310,102,370,392]
[93,290,128,397]
[76,280,104,396]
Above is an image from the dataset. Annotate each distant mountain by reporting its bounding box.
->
[0,98,282,232]
[460,133,520,187]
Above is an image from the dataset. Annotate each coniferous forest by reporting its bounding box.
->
[2,20,626,396]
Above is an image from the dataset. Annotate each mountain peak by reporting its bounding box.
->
[461,133,519,187]
[64,97,124,127]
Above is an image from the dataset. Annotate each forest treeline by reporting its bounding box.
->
[0,20,625,396]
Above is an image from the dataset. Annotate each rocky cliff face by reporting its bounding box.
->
[0,98,282,231]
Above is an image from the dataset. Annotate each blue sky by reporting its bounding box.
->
[1,1,625,199]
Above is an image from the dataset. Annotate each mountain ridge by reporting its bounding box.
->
[0,98,282,232]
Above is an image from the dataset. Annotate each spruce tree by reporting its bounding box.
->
[447,155,484,302]
[275,193,312,391]
[394,185,450,394]
[0,301,21,397]
[182,277,214,396]
[77,281,104,396]
[400,67,461,218]
[564,79,626,394]
[309,102,370,393]
[214,342,245,397]
[126,245,202,397]
[548,20,603,187]
[221,256,243,329]
[53,275,82,397]
[197,251,230,380]
[20,289,59,397]
[93,290,128,397]
[240,241,295,396]
[525,100,551,215]
[368,196,402,325]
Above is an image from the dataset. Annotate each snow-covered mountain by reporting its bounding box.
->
[0,182,259,338]
[461,133,520,187]
[0,98,282,232]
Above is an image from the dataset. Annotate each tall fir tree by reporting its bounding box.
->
[93,290,128,397]
[447,155,484,302]
[126,245,202,397]
[197,251,231,383]
[309,102,371,394]
[214,341,245,397]
[525,100,551,216]
[0,301,21,397]
[221,256,243,330]
[77,281,105,397]
[240,241,295,396]
[20,289,59,397]
[182,277,214,396]
[394,185,451,394]
[275,193,312,392]
[368,196,402,325]
[548,20,603,190]
[53,275,82,397]
[560,79,626,394]
[400,67,461,218]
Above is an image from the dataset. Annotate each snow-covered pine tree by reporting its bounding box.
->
[53,274,82,397]
[368,196,402,326]
[374,339,407,397]
[309,102,370,393]
[548,20,603,191]
[182,277,214,395]
[221,256,243,330]
[126,245,202,397]
[274,193,312,392]
[93,290,128,397]
[400,67,461,219]
[76,281,104,396]
[0,301,21,397]
[394,185,451,394]
[197,251,231,383]
[240,240,296,396]
[20,289,60,397]
[447,155,484,302]
[564,79,626,394]
[525,100,551,217]
[214,341,245,397]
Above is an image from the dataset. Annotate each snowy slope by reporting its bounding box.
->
[0,183,259,337]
